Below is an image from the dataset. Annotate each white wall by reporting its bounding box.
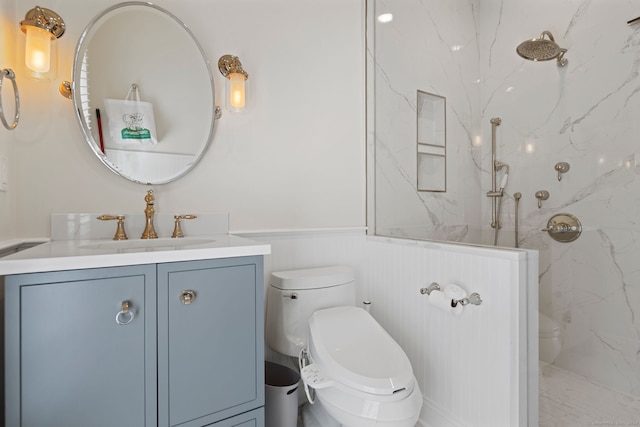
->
[8,0,365,237]
[0,0,16,239]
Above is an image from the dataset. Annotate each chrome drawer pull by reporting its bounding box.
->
[115,301,135,325]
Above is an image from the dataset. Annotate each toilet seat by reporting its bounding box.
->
[307,306,414,395]
[302,306,423,426]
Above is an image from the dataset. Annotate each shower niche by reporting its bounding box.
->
[416,90,446,192]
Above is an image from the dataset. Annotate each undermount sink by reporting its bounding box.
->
[80,237,216,250]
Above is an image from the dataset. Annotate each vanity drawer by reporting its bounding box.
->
[209,408,264,427]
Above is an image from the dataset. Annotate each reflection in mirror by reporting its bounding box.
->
[416,90,446,192]
[72,2,216,184]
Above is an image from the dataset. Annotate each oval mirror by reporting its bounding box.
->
[71,2,216,184]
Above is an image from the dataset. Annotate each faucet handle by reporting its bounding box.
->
[172,214,197,238]
[97,215,128,240]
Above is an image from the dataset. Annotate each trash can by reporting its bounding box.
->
[265,361,301,427]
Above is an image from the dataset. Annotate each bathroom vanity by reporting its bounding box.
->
[0,233,270,427]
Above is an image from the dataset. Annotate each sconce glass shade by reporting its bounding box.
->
[20,6,65,81]
[228,72,246,109]
[218,55,248,112]
[25,26,51,73]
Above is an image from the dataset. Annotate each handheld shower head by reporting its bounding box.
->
[517,30,568,67]
[494,161,510,190]
[499,172,509,190]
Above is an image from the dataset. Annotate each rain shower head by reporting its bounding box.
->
[517,30,568,67]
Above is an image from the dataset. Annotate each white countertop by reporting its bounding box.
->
[0,235,271,276]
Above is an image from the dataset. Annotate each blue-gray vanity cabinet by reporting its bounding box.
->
[5,264,158,427]
[157,257,265,427]
[5,255,264,427]
[212,408,264,427]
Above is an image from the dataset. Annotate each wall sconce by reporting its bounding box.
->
[20,6,66,81]
[218,55,248,112]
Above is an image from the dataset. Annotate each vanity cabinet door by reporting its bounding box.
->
[157,257,264,427]
[5,265,157,427]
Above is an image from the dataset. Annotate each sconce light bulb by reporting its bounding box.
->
[25,26,51,73]
[229,72,246,109]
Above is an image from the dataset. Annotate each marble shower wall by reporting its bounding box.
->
[480,0,640,396]
[369,0,483,241]
[370,0,640,396]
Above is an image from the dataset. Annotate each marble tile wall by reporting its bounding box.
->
[482,0,640,397]
[369,0,483,241]
[370,0,640,396]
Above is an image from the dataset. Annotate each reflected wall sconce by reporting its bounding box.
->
[20,6,66,81]
[218,55,248,112]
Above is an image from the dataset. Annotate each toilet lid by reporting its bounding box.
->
[308,306,414,396]
[539,313,561,338]
[271,266,354,290]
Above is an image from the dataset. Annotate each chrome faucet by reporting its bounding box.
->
[141,190,158,239]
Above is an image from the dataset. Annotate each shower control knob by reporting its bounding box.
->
[554,162,570,181]
[535,190,550,209]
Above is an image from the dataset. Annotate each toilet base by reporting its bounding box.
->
[539,336,562,364]
[303,401,341,427]
[539,313,563,364]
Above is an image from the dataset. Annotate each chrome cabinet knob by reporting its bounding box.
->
[179,290,196,305]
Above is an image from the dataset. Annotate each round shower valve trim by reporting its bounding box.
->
[542,213,582,243]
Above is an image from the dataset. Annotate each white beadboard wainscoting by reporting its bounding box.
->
[237,229,538,427]
[365,236,538,427]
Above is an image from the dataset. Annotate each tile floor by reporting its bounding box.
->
[539,362,640,427]
[293,363,640,427]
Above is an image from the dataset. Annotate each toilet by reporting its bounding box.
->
[539,312,562,363]
[266,266,422,427]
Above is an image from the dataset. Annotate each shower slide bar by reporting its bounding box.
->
[514,192,522,248]
[486,117,509,236]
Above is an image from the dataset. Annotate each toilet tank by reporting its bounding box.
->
[266,266,356,357]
